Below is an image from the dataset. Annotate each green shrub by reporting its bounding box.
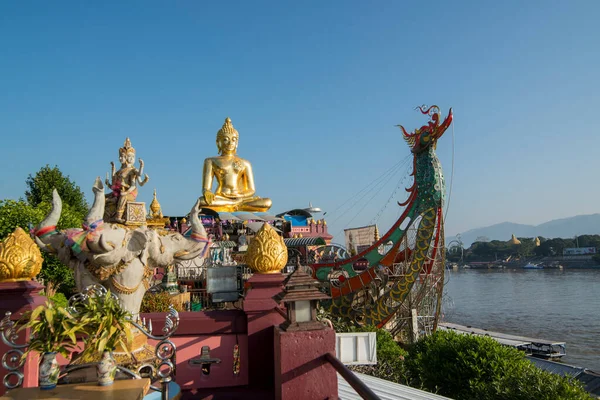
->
[49,292,68,309]
[140,291,182,313]
[405,330,592,400]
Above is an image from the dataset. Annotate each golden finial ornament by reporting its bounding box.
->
[0,227,43,282]
[217,117,239,139]
[510,234,521,245]
[535,237,541,247]
[149,189,162,218]
[119,137,136,156]
[245,224,287,274]
[374,225,380,242]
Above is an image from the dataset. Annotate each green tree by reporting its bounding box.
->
[0,166,87,297]
[25,165,88,216]
[0,200,45,238]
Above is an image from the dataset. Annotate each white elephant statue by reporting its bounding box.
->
[33,178,211,317]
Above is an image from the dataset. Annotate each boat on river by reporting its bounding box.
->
[523,263,543,269]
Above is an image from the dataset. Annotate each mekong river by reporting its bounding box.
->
[443,268,600,371]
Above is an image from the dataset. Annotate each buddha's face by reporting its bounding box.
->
[217,133,238,156]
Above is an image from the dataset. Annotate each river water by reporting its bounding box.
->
[443,268,600,371]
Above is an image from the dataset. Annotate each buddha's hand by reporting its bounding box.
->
[203,190,215,205]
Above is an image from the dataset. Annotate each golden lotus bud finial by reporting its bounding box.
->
[0,227,43,282]
[246,224,287,274]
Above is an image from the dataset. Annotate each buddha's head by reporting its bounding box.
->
[216,117,239,156]
[119,137,136,166]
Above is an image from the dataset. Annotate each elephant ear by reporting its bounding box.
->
[127,230,148,253]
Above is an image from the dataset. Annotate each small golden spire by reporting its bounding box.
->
[374,225,380,242]
[510,234,521,245]
[246,224,287,274]
[535,237,541,247]
[0,227,43,282]
[149,189,163,218]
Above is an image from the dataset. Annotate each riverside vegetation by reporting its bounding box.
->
[320,309,592,400]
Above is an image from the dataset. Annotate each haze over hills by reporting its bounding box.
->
[449,214,600,247]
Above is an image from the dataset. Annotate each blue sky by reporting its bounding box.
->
[1,1,599,242]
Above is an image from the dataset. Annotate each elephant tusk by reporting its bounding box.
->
[173,249,190,259]
[174,242,208,260]
[34,236,54,253]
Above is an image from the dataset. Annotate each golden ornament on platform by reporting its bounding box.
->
[510,234,521,245]
[245,224,287,274]
[0,227,43,282]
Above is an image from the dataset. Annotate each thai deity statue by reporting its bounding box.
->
[105,138,149,223]
[199,118,272,212]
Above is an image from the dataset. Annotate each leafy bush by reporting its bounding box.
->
[49,292,68,309]
[140,291,182,313]
[18,301,84,358]
[79,290,133,357]
[405,330,592,400]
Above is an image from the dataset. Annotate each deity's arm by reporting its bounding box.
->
[105,161,116,186]
[202,159,216,204]
[202,159,214,193]
[241,160,256,197]
[137,159,149,186]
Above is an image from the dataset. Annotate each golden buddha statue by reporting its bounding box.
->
[199,118,272,212]
[105,138,149,223]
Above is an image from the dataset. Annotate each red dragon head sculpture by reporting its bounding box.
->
[397,106,453,154]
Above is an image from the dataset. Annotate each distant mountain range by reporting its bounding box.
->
[449,214,600,247]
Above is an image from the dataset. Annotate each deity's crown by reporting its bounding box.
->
[217,117,239,138]
[119,137,136,156]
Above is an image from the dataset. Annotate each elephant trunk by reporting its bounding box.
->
[86,177,105,225]
[175,199,211,261]
[190,199,207,237]
[37,189,62,230]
